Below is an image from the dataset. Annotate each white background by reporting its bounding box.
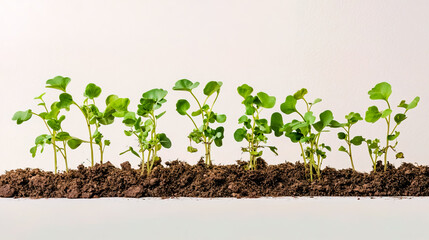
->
[1,0,428,173]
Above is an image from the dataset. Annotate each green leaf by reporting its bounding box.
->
[109,97,130,117]
[399,96,420,110]
[396,152,404,159]
[268,146,278,156]
[270,112,284,137]
[156,111,166,119]
[56,132,72,141]
[234,128,247,142]
[12,110,32,124]
[120,147,140,158]
[304,111,316,124]
[394,113,407,125]
[124,130,133,136]
[84,83,102,99]
[312,98,322,105]
[47,115,65,131]
[104,140,111,146]
[337,132,346,140]
[280,95,297,114]
[187,146,198,153]
[257,92,276,109]
[46,76,71,92]
[313,110,334,132]
[237,84,253,98]
[203,81,222,96]
[56,93,73,110]
[158,133,172,148]
[350,136,365,146]
[176,99,190,115]
[365,106,382,123]
[34,93,46,100]
[30,146,37,158]
[216,114,226,123]
[329,120,343,128]
[122,112,137,127]
[381,109,392,118]
[338,146,348,153]
[293,88,308,100]
[285,132,303,143]
[142,88,168,110]
[387,131,400,141]
[346,112,363,124]
[105,94,118,106]
[213,127,225,147]
[172,79,200,91]
[368,82,392,101]
[67,138,84,149]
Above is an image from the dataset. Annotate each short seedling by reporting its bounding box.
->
[13,92,72,173]
[365,82,419,171]
[173,79,226,166]
[336,112,365,171]
[47,76,129,166]
[271,88,334,181]
[120,89,172,175]
[234,84,277,170]
[365,138,383,172]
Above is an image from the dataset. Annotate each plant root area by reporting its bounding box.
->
[1,159,429,198]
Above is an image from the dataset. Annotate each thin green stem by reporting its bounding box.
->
[73,102,94,166]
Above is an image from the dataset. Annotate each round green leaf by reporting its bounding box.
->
[45,76,71,92]
[67,138,84,149]
[365,106,382,123]
[270,112,284,137]
[280,95,297,114]
[176,99,190,115]
[337,132,346,140]
[381,109,392,118]
[394,113,407,125]
[172,79,200,91]
[338,146,347,153]
[142,88,168,104]
[237,84,253,98]
[313,110,334,132]
[368,82,392,101]
[257,92,276,109]
[234,128,247,142]
[56,93,73,110]
[407,97,420,110]
[203,81,222,96]
[216,114,226,123]
[12,110,32,124]
[84,83,102,99]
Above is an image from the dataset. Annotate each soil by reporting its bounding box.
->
[1,159,429,198]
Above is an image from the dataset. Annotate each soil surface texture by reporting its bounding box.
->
[1,159,429,198]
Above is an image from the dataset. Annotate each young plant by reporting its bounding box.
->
[336,112,364,171]
[173,79,226,166]
[365,82,420,171]
[365,138,383,172]
[46,76,129,166]
[271,88,334,181]
[13,93,72,173]
[120,89,172,175]
[233,84,278,170]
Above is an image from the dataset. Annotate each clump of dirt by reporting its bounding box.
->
[1,159,428,198]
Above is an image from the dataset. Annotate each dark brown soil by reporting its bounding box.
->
[1,159,429,198]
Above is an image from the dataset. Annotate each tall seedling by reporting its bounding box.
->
[365,82,419,171]
[13,91,73,173]
[271,89,334,181]
[173,79,226,166]
[120,89,172,175]
[46,76,129,166]
[233,84,278,170]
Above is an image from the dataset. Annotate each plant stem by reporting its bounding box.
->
[62,141,68,172]
[346,126,355,171]
[73,102,94,166]
[52,132,58,174]
[384,101,392,172]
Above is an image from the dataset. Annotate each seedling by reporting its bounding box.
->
[336,112,364,170]
[271,88,334,181]
[234,84,278,170]
[13,92,73,173]
[365,138,383,172]
[120,89,172,175]
[173,79,226,166]
[46,76,129,166]
[365,82,419,171]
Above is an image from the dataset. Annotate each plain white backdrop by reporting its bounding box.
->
[1,0,428,173]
